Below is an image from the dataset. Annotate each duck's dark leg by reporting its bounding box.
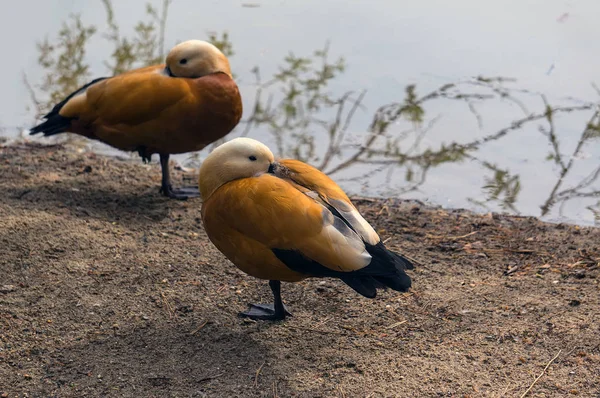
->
[137,146,153,164]
[239,280,292,321]
[158,153,199,200]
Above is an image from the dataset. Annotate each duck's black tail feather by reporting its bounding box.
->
[352,241,413,296]
[272,241,414,299]
[389,249,415,270]
[30,114,72,137]
[341,260,411,298]
[30,76,109,137]
[339,275,383,299]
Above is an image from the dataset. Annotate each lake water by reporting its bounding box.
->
[1,0,599,225]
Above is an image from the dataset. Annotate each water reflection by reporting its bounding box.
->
[11,0,600,226]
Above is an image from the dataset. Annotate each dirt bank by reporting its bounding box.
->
[0,143,599,397]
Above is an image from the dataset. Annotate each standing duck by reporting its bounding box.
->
[199,137,414,321]
[30,40,242,199]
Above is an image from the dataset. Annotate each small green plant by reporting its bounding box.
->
[28,0,174,120]
[102,0,171,75]
[30,15,97,118]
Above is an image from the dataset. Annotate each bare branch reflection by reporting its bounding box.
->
[22,0,600,224]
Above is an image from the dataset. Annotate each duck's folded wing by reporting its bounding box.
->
[208,175,373,274]
[277,159,380,245]
[59,66,190,124]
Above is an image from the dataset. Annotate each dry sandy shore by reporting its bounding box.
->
[1,143,599,397]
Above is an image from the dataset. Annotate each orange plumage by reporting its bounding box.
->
[199,138,414,321]
[31,40,242,199]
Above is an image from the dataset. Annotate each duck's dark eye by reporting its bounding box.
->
[248,155,257,161]
[179,58,187,65]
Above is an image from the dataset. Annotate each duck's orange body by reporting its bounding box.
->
[202,159,381,282]
[62,68,241,155]
[31,40,242,199]
[199,138,414,320]
[202,174,320,283]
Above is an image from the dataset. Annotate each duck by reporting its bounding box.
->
[30,40,243,199]
[199,137,414,321]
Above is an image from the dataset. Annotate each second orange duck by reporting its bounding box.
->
[200,138,414,321]
[30,40,243,199]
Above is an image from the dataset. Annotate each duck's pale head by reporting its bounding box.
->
[165,40,232,78]
[199,137,276,200]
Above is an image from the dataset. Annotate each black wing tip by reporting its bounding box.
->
[358,242,414,293]
[30,120,49,135]
[368,241,415,270]
[29,115,72,137]
[341,275,379,298]
[32,76,110,132]
[343,271,412,298]
[375,271,412,292]
[272,247,413,299]
[390,250,415,270]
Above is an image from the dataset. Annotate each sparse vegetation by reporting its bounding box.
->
[22,0,600,224]
[2,2,599,397]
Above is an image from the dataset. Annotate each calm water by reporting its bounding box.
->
[1,0,599,225]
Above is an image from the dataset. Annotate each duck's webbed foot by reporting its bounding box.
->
[238,280,291,321]
[159,184,200,200]
[239,303,292,321]
[158,153,199,200]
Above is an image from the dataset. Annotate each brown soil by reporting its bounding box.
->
[0,142,599,398]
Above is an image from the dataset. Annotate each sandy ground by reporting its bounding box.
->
[0,142,599,398]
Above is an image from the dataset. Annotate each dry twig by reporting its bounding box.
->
[386,320,407,329]
[426,231,479,240]
[189,320,208,335]
[519,350,561,398]
[254,361,266,388]
[160,291,175,318]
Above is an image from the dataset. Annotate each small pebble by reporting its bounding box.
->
[0,285,16,294]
